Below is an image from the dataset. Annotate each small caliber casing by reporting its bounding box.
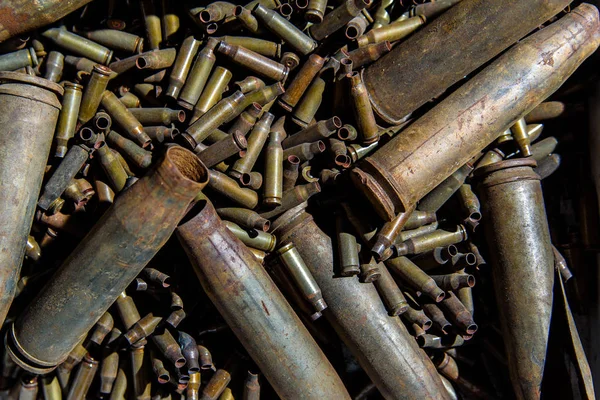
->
[178,38,218,109]
[217,41,288,82]
[166,36,201,98]
[78,64,113,125]
[42,28,113,64]
[253,4,317,55]
[263,128,286,207]
[54,82,83,158]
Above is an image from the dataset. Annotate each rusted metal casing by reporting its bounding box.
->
[7,146,208,373]
[0,0,93,42]
[475,159,554,400]
[176,201,350,399]
[352,5,600,220]
[363,0,572,124]
[0,72,63,326]
[272,203,450,400]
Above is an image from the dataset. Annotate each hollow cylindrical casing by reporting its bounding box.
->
[475,158,554,400]
[106,130,153,169]
[352,6,600,220]
[207,169,259,209]
[166,36,201,98]
[42,28,112,64]
[193,66,233,118]
[0,47,37,71]
[309,0,372,40]
[271,203,450,399]
[253,4,316,55]
[128,107,186,126]
[7,147,208,373]
[197,131,247,167]
[263,129,285,207]
[38,144,90,211]
[216,41,288,82]
[78,64,113,125]
[292,76,325,127]
[363,0,573,123]
[101,91,152,148]
[356,15,425,47]
[82,29,144,54]
[178,38,218,110]
[54,82,83,158]
[176,201,350,399]
[0,0,93,42]
[282,117,341,149]
[279,54,325,111]
[0,72,63,326]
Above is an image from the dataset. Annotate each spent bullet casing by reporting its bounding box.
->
[128,107,186,125]
[54,82,83,158]
[346,41,392,69]
[200,369,231,400]
[356,15,426,47]
[207,169,259,209]
[227,103,262,135]
[253,4,316,55]
[183,90,246,149]
[100,351,119,394]
[82,29,144,54]
[282,117,341,149]
[396,226,467,255]
[216,41,288,82]
[440,291,478,335]
[218,35,281,58]
[106,130,153,169]
[141,0,163,50]
[197,131,247,167]
[353,0,599,221]
[374,263,409,316]
[336,213,361,277]
[178,38,218,109]
[78,64,113,125]
[130,345,152,399]
[66,355,98,400]
[263,128,286,207]
[124,313,163,344]
[44,51,64,82]
[431,273,475,291]
[42,28,113,65]
[90,311,114,345]
[217,208,270,231]
[309,0,372,40]
[282,155,300,191]
[38,144,90,211]
[95,141,128,192]
[224,221,276,252]
[511,118,533,157]
[278,242,328,319]
[243,371,261,400]
[421,302,452,334]
[279,54,326,111]
[349,72,379,145]
[386,256,445,303]
[101,91,152,148]
[135,48,177,70]
[166,36,201,98]
[283,141,326,162]
[292,75,325,127]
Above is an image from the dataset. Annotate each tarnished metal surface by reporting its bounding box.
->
[176,201,350,399]
[272,203,450,400]
[363,0,572,123]
[0,0,93,43]
[0,72,63,327]
[476,159,554,400]
[7,146,208,373]
[353,6,600,220]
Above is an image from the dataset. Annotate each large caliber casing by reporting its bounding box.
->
[272,203,449,400]
[363,0,572,124]
[0,0,93,42]
[176,201,350,400]
[0,72,63,326]
[352,5,600,220]
[475,159,554,400]
[7,146,208,373]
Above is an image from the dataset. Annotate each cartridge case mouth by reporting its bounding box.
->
[95,115,111,130]
[79,127,96,142]
[93,64,113,76]
[163,146,210,190]
[175,110,187,123]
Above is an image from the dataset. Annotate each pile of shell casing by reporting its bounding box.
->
[0,0,598,399]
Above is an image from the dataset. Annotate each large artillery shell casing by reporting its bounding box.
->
[475,159,554,400]
[176,201,350,399]
[0,73,63,327]
[7,147,208,373]
[363,0,573,123]
[0,0,93,42]
[352,5,600,220]
[271,203,450,400]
